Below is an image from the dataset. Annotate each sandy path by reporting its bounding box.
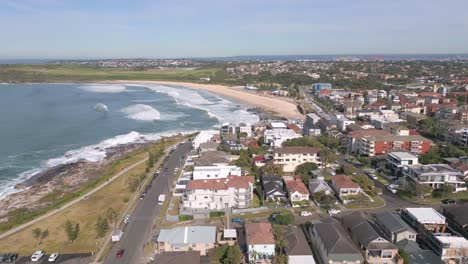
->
[110,80,303,119]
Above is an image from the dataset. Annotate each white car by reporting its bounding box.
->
[300,211,312,216]
[31,251,45,262]
[48,253,59,262]
[368,174,378,180]
[387,184,398,194]
[328,209,341,215]
[124,215,130,224]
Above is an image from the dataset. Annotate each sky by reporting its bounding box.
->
[1,0,467,58]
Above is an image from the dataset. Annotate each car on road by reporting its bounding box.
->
[231,217,244,223]
[31,251,45,262]
[48,253,59,262]
[442,199,457,205]
[367,173,378,180]
[124,215,130,224]
[300,211,312,216]
[163,167,168,171]
[116,249,125,258]
[139,194,145,200]
[328,209,341,215]
[387,184,398,194]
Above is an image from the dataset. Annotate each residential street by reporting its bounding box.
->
[102,142,192,264]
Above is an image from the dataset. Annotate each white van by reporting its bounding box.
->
[158,194,166,205]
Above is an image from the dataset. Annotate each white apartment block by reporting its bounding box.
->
[264,128,301,148]
[404,164,466,192]
[237,123,252,137]
[273,146,321,172]
[386,152,419,177]
[192,165,242,180]
[182,175,254,210]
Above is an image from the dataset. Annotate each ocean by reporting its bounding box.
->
[0,83,259,198]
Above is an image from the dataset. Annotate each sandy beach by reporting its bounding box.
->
[110,80,303,119]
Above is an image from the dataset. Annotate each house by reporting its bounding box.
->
[395,239,444,264]
[261,175,286,201]
[375,211,417,243]
[401,208,446,233]
[342,212,402,264]
[386,151,419,178]
[198,142,219,153]
[264,128,302,148]
[156,226,217,255]
[152,251,202,264]
[284,225,316,264]
[273,146,321,172]
[283,176,310,203]
[382,122,410,136]
[252,155,266,167]
[196,151,230,166]
[357,135,432,157]
[443,203,468,239]
[308,218,364,264]
[182,175,254,210]
[245,222,276,261]
[433,235,468,262]
[331,174,361,199]
[403,164,466,193]
[308,176,333,196]
[192,165,241,180]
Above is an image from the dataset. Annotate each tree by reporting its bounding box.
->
[259,164,284,176]
[147,151,154,169]
[95,216,109,238]
[64,220,80,243]
[282,137,324,148]
[32,228,42,244]
[295,162,319,184]
[433,184,455,198]
[40,229,49,242]
[274,211,295,225]
[320,149,338,166]
[336,164,357,175]
[222,245,242,264]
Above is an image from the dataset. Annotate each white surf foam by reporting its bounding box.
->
[79,84,127,93]
[120,104,161,121]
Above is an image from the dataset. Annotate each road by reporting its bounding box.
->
[0,157,149,240]
[103,142,192,264]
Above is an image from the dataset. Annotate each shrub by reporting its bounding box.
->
[178,215,194,221]
[210,211,225,218]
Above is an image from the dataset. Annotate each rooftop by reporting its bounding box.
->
[362,134,431,142]
[388,151,418,160]
[157,226,216,245]
[284,177,310,194]
[349,129,391,139]
[284,225,315,259]
[434,236,468,248]
[375,211,415,234]
[332,174,359,189]
[270,122,288,129]
[245,222,275,245]
[187,175,254,190]
[406,164,462,175]
[404,208,446,225]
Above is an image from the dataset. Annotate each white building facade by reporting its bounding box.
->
[192,165,242,180]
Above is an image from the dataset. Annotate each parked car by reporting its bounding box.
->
[31,251,45,262]
[124,215,131,224]
[387,184,398,194]
[328,209,341,215]
[442,199,457,205]
[6,253,18,262]
[48,253,59,262]
[231,217,244,223]
[300,211,312,216]
[116,249,125,258]
[367,173,378,180]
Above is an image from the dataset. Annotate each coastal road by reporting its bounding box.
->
[102,141,192,264]
[0,156,149,240]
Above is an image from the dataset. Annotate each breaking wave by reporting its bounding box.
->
[120,104,161,121]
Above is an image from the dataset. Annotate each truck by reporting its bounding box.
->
[158,194,166,205]
[111,230,123,242]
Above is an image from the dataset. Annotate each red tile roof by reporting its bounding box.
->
[332,174,360,189]
[287,124,302,133]
[187,175,254,190]
[253,156,265,162]
[245,222,275,245]
[284,178,309,195]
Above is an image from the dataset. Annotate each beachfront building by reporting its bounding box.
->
[156,226,217,256]
[264,128,301,148]
[403,164,466,192]
[273,146,321,172]
[245,222,276,261]
[192,165,241,180]
[182,175,254,210]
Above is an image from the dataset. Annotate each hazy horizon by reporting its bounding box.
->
[1,0,468,58]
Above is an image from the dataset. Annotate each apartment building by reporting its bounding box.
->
[273,146,321,172]
[192,165,241,180]
[403,164,466,192]
[386,152,419,178]
[303,113,321,136]
[357,135,432,157]
[433,236,468,262]
[264,128,301,148]
[182,175,254,210]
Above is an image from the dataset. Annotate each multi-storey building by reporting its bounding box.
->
[182,175,254,210]
[192,165,241,180]
[264,128,301,148]
[303,113,321,136]
[386,151,419,178]
[357,135,432,157]
[403,164,466,192]
[273,146,321,172]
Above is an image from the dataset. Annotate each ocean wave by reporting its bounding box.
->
[0,129,196,199]
[79,84,127,93]
[120,104,161,121]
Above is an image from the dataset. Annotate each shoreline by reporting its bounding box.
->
[107,80,303,120]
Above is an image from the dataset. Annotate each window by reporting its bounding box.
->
[408,234,415,239]
[381,251,393,258]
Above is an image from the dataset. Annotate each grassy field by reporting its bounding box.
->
[0,136,184,255]
[0,64,238,84]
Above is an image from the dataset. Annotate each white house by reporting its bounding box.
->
[404,164,466,192]
[237,123,252,137]
[182,175,254,210]
[273,146,321,172]
[192,165,241,180]
[245,222,276,261]
[264,128,301,148]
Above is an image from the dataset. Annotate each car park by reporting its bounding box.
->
[300,211,312,216]
[48,253,59,262]
[116,249,125,258]
[31,251,45,262]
